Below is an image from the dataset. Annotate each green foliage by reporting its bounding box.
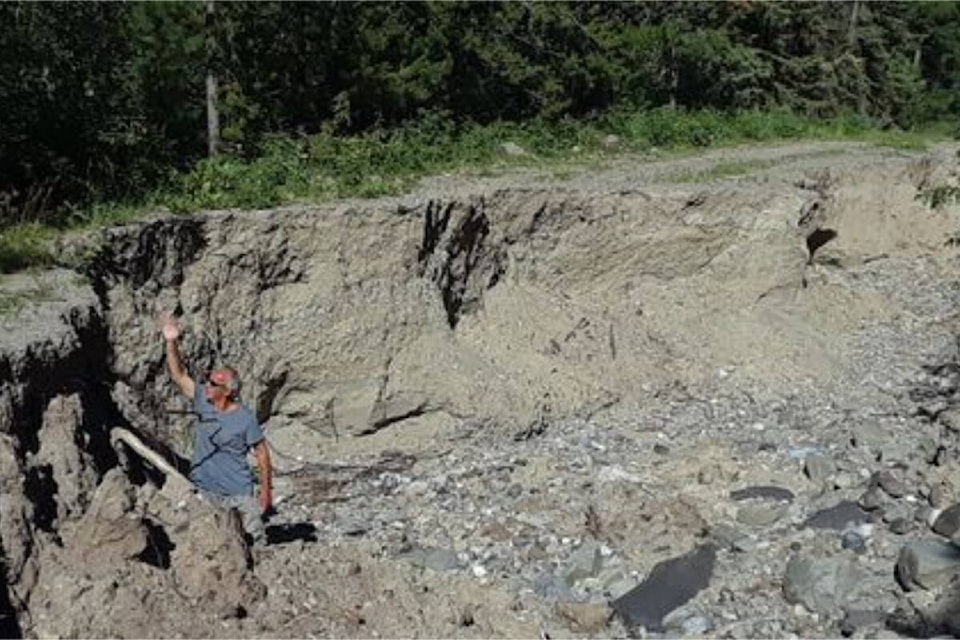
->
[920,185,960,210]
[0,224,55,273]
[2,1,960,231]
[163,138,309,212]
[128,108,948,215]
[597,21,772,111]
[0,3,148,223]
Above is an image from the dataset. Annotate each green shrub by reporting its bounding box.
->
[0,224,55,273]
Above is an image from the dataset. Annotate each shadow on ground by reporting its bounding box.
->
[266,522,318,546]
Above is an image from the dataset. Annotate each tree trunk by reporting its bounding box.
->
[847,0,860,47]
[667,50,678,110]
[206,73,220,158]
[205,0,220,157]
[849,1,863,115]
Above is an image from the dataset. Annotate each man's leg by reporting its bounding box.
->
[200,491,266,548]
[225,494,267,548]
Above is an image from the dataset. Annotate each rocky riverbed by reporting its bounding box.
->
[2,140,960,638]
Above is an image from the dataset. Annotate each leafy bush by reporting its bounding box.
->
[0,224,55,273]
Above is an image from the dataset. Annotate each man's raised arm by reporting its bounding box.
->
[160,313,196,399]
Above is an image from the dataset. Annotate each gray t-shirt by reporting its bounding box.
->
[190,386,265,497]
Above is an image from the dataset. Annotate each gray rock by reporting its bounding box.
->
[339,518,368,537]
[398,546,461,573]
[605,575,637,600]
[883,503,914,523]
[709,524,754,552]
[496,142,528,157]
[804,455,836,483]
[680,614,713,636]
[534,573,572,600]
[597,568,627,591]
[850,424,890,451]
[850,425,914,464]
[888,578,960,637]
[612,545,716,633]
[563,541,603,586]
[788,445,822,460]
[602,134,622,150]
[736,503,786,527]
[932,504,960,538]
[663,608,714,636]
[889,518,913,535]
[730,485,794,503]
[858,487,886,511]
[918,438,942,465]
[916,505,938,525]
[782,555,863,614]
[895,540,960,591]
[841,531,866,552]
[920,399,948,419]
[803,501,870,530]
[930,485,951,509]
[833,471,861,490]
[840,609,887,636]
[731,536,757,553]
[873,470,907,498]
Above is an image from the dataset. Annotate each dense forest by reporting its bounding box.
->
[1,1,958,228]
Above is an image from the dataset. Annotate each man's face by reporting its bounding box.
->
[204,369,234,402]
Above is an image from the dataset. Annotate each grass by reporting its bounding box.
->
[672,159,778,183]
[1,107,955,274]
[0,224,57,273]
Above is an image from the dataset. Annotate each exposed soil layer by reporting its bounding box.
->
[2,141,960,637]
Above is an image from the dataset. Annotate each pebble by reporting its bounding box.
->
[858,487,885,511]
[803,501,870,530]
[888,518,912,535]
[841,531,866,552]
[873,470,907,499]
[804,455,835,483]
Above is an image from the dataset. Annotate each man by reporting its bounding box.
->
[160,312,272,547]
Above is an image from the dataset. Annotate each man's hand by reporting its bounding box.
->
[160,311,195,398]
[160,312,181,341]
